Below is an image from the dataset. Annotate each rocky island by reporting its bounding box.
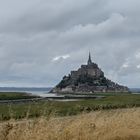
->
[50,53,129,93]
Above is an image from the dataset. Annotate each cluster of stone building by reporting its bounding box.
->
[51,53,129,93]
[71,64,104,81]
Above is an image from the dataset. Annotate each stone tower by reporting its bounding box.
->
[87,52,92,65]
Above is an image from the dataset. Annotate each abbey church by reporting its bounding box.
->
[51,53,129,93]
[71,53,104,80]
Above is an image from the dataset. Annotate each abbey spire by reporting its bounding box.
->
[87,52,92,65]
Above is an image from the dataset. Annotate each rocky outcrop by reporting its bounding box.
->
[50,53,129,93]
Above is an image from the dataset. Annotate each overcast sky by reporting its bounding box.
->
[0,0,140,87]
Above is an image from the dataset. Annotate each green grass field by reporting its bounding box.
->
[0,93,140,121]
[0,92,39,100]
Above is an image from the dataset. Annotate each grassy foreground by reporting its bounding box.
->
[0,93,140,121]
[0,108,140,140]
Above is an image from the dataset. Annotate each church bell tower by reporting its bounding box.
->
[87,52,92,65]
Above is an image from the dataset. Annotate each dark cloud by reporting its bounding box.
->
[0,0,140,87]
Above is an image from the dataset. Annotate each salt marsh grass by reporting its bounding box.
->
[0,108,140,140]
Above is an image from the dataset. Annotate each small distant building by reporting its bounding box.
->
[50,52,129,93]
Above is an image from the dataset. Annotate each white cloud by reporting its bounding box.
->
[135,52,140,58]
[122,63,129,68]
[137,65,140,69]
[52,54,70,62]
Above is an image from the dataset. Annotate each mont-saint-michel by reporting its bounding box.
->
[1,1,140,140]
[51,53,129,93]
